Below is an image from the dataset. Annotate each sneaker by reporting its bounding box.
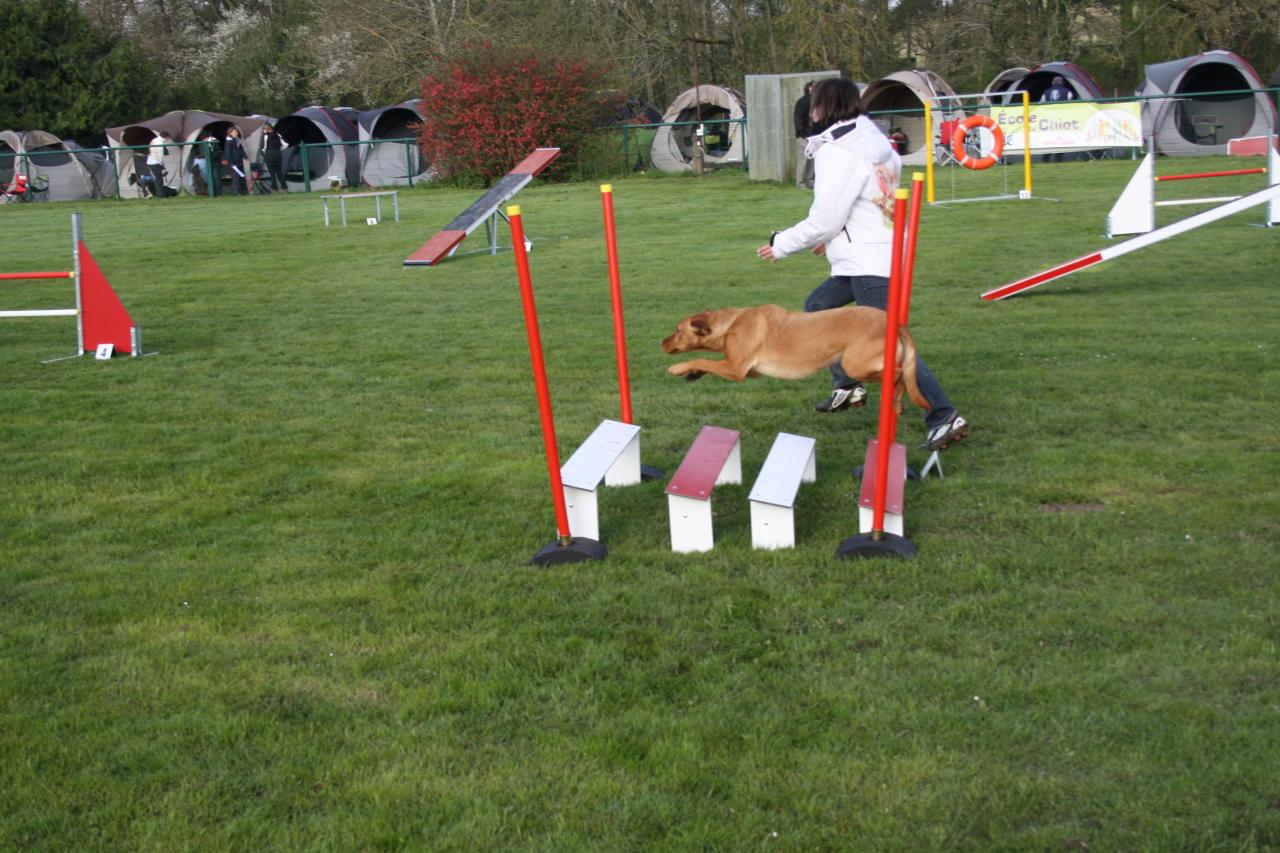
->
[922,414,969,450]
[815,384,867,413]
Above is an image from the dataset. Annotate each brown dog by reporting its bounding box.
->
[661,304,929,413]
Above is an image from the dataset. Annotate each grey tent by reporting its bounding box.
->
[1139,50,1278,155]
[0,130,102,200]
[860,70,961,165]
[358,100,430,186]
[985,62,1105,103]
[650,85,746,172]
[275,106,362,190]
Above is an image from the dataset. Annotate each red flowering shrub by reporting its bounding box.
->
[418,45,619,184]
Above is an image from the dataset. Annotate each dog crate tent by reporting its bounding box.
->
[358,100,430,186]
[1138,50,1278,155]
[860,70,961,166]
[650,85,747,172]
[275,106,362,190]
[986,62,1105,103]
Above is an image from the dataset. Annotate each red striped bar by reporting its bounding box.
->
[981,253,1103,301]
[0,271,74,281]
[1155,168,1265,182]
[984,181,1280,301]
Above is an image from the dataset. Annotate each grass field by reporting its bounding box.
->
[2,157,1279,849]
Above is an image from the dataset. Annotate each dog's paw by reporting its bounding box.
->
[684,370,705,382]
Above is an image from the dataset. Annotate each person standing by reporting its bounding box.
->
[260,123,289,191]
[1039,76,1075,162]
[757,77,969,451]
[794,81,815,189]
[146,131,172,197]
[222,126,248,195]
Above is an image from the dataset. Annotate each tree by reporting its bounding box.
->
[0,0,160,142]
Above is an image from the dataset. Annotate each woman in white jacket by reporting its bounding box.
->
[757,77,968,451]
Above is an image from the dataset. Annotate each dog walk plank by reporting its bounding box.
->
[404,147,561,267]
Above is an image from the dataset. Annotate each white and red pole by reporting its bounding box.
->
[599,184,633,424]
[507,204,606,564]
[983,181,1280,301]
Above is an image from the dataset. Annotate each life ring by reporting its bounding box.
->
[951,115,1004,170]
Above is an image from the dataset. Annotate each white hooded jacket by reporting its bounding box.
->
[769,116,901,277]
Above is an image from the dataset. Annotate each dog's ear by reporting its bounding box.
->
[691,313,712,337]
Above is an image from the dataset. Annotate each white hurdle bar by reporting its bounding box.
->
[1107,139,1280,237]
[984,180,1280,300]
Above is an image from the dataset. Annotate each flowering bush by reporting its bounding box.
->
[418,45,618,184]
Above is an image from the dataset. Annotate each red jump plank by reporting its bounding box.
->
[857,439,906,516]
[666,425,740,500]
[404,230,467,266]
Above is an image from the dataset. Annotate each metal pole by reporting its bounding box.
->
[870,189,910,537]
[1022,90,1032,196]
[600,185,633,424]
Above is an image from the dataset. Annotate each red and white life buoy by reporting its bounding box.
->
[951,115,1004,170]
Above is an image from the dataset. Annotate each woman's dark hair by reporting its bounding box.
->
[809,78,864,133]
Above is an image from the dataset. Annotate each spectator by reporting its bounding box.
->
[222,126,248,195]
[794,81,815,189]
[146,131,172,197]
[260,123,289,191]
[1040,75,1075,162]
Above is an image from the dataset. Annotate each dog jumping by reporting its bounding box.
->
[661,304,929,414]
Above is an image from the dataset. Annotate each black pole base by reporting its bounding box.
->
[835,532,917,560]
[640,464,666,482]
[852,464,921,481]
[531,537,608,566]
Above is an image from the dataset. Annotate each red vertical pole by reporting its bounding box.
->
[507,205,572,544]
[899,172,924,326]
[600,184,634,424]
[871,188,910,538]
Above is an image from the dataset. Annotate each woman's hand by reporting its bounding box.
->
[756,244,776,261]
[811,243,826,256]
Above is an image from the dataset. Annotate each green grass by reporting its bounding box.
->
[2,158,1279,849]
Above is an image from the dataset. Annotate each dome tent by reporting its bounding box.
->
[275,106,362,190]
[105,111,268,197]
[105,110,186,197]
[984,67,1030,104]
[860,70,960,166]
[0,130,20,186]
[358,100,431,187]
[985,62,1105,104]
[1138,50,1278,156]
[650,85,746,172]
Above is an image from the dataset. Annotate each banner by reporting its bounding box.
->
[990,101,1143,151]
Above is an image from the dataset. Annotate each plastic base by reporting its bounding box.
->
[640,464,666,482]
[835,532,917,560]
[852,464,921,481]
[531,537,607,566]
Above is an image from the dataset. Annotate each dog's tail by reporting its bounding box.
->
[898,329,931,412]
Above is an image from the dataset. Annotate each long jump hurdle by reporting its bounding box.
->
[403,148,560,266]
[1106,139,1280,237]
[983,180,1280,300]
[1,213,147,362]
